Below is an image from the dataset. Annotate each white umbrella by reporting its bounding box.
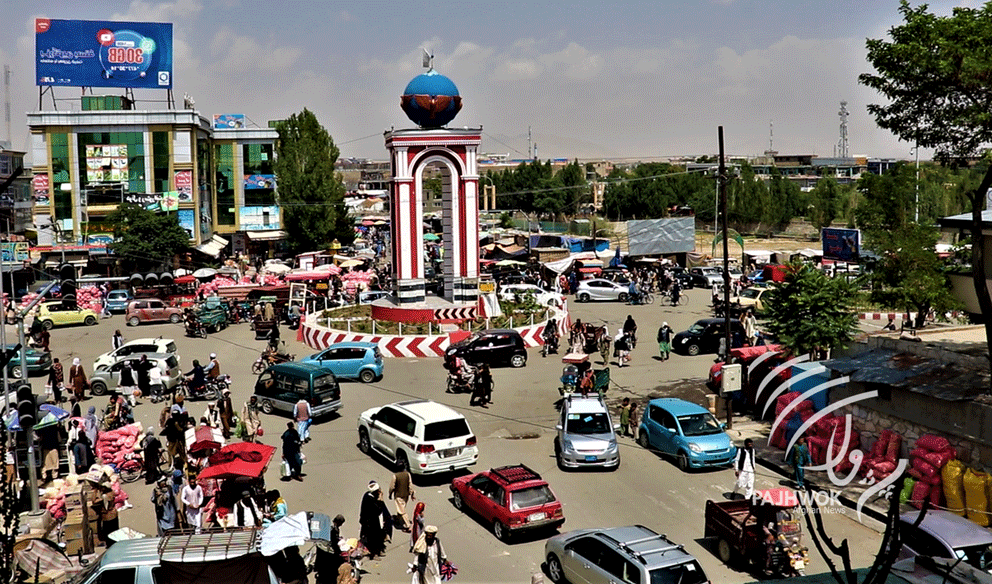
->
[263,263,291,275]
[339,259,364,268]
[192,268,217,279]
[174,268,190,276]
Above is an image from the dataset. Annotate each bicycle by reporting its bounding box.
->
[119,446,172,484]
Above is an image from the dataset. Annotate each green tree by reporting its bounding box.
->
[861,1,992,380]
[274,109,350,253]
[763,263,860,359]
[808,177,846,230]
[106,204,190,272]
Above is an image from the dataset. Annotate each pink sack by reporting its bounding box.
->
[917,434,951,453]
[910,481,931,510]
[912,457,939,478]
[885,434,901,464]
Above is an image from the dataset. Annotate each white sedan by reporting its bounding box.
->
[498,284,564,306]
[575,278,630,302]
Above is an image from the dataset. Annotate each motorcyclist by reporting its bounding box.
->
[627,280,640,305]
[447,355,474,391]
[542,318,560,354]
[288,304,302,329]
[185,359,206,397]
[204,353,221,380]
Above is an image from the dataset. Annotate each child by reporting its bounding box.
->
[619,398,631,436]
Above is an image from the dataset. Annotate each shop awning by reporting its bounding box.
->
[245,230,288,241]
[43,258,88,268]
[195,234,230,258]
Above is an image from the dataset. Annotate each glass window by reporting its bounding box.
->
[649,561,706,584]
[152,131,170,195]
[565,412,611,434]
[509,486,555,510]
[424,419,471,441]
[93,567,136,584]
[677,413,722,436]
[215,143,236,225]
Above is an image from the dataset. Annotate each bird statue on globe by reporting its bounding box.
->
[400,50,462,128]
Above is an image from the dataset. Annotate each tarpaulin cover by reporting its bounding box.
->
[627,217,694,256]
[199,442,276,481]
[159,555,272,584]
[729,344,782,361]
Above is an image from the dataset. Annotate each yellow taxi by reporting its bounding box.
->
[36,301,99,330]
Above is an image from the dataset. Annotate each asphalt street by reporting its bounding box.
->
[5,286,886,584]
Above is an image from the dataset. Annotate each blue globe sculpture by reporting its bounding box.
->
[400,69,462,128]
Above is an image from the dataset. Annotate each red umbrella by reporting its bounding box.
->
[174,275,197,285]
[198,442,276,481]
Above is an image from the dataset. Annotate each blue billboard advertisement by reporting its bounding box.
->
[822,227,861,262]
[35,18,173,89]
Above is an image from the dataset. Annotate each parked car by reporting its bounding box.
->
[672,318,746,356]
[450,464,565,541]
[125,299,183,326]
[93,338,179,371]
[3,344,52,378]
[898,509,992,571]
[733,286,772,313]
[300,341,383,383]
[638,398,737,471]
[669,267,695,290]
[90,353,181,396]
[445,329,527,368]
[36,302,99,330]
[104,290,133,313]
[554,394,620,471]
[358,290,392,304]
[574,279,628,302]
[688,267,722,289]
[544,525,708,584]
[357,399,479,475]
[498,284,564,307]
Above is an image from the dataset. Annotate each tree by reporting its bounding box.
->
[106,204,190,273]
[861,1,992,383]
[808,177,846,230]
[763,263,860,359]
[274,109,350,253]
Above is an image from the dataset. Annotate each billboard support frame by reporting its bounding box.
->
[37,85,174,110]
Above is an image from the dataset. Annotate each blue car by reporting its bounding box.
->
[104,290,133,313]
[638,398,737,471]
[300,341,383,383]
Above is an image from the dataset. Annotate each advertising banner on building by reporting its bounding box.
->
[244,174,275,189]
[35,18,173,89]
[1,242,29,266]
[32,174,50,207]
[822,227,861,262]
[177,209,195,240]
[213,114,245,129]
[85,145,128,182]
[174,170,193,202]
[239,206,280,231]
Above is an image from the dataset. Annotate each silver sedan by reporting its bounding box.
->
[575,278,629,302]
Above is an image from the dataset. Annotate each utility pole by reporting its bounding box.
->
[719,126,732,430]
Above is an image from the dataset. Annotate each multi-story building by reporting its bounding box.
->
[0,148,31,233]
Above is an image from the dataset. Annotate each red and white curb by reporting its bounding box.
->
[858,311,960,321]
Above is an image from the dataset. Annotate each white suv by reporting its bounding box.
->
[554,395,620,470]
[93,338,179,371]
[357,400,479,475]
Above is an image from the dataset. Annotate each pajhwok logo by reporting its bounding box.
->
[753,351,909,521]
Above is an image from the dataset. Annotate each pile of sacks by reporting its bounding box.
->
[341,269,375,297]
[73,286,106,313]
[905,434,956,510]
[198,277,239,296]
[858,429,902,483]
[95,422,143,468]
[769,393,861,476]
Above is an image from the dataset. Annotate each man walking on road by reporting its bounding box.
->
[733,438,756,500]
[389,465,415,532]
[657,322,673,360]
[218,388,234,439]
[293,398,312,443]
[281,421,304,482]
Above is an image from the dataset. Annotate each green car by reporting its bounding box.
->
[4,344,53,378]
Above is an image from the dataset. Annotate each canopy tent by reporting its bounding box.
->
[198,442,276,481]
[245,230,288,241]
[174,275,197,285]
[262,263,291,275]
[196,234,229,258]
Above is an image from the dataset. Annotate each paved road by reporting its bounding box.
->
[5,286,885,583]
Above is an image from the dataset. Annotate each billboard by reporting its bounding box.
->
[177,209,195,240]
[822,228,861,262]
[244,174,275,189]
[35,18,173,89]
[213,114,245,129]
[85,145,128,183]
[174,170,193,202]
[32,174,50,207]
[239,206,280,231]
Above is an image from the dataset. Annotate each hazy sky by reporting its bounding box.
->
[0,1,980,163]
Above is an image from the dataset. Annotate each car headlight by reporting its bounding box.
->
[561,439,573,453]
[608,438,618,450]
[688,443,702,453]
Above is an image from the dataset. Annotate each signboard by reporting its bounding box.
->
[177,209,195,240]
[175,170,193,202]
[32,174,50,207]
[85,145,128,182]
[479,281,496,293]
[822,228,861,262]
[35,19,173,89]
[123,193,159,205]
[1,242,29,265]
[244,174,275,189]
[213,114,245,129]
[239,206,280,231]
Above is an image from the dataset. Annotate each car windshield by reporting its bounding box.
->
[509,486,556,510]
[166,356,179,370]
[565,412,611,434]
[678,413,723,436]
[687,323,706,334]
[424,418,471,441]
[957,544,992,571]
[740,288,760,299]
[650,561,707,584]
[166,342,178,354]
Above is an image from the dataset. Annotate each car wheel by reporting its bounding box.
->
[510,354,526,368]
[169,314,180,324]
[10,365,22,378]
[90,381,107,396]
[261,400,274,415]
[84,316,97,326]
[677,452,690,472]
[493,520,509,542]
[358,428,371,454]
[687,344,701,356]
[41,320,53,331]
[359,369,375,383]
[546,553,564,584]
[128,317,140,327]
[452,491,464,510]
[618,293,628,303]
[638,432,650,449]
[578,293,590,302]
[717,538,734,564]
[396,452,409,471]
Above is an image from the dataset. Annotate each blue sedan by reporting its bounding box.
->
[300,341,383,383]
[638,398,737,471]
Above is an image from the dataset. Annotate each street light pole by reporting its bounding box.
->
[718,127,733,431]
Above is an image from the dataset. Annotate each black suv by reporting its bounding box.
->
[445,329,527,368]
[672,318,746,356]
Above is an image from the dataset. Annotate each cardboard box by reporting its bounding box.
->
[63,509,83,524]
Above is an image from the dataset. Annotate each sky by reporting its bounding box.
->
[0,0,981,163]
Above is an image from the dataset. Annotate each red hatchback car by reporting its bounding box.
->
[450,464,565,541]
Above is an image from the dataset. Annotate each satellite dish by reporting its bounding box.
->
[422,48,433,70]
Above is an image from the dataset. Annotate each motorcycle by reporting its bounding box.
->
[445,365,475,394]
[176,377,219,401]
[184,318,207,339]
[252,349,295,374]
[541,333,560,357]
[207,374,230,395]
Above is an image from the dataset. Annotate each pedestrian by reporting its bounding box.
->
[657,322,673,361]
[281,421,304,482]
[71,432,94,475]
[241,396,262,442]
[181,473,204,529]
[218,388,234,439]
[48,358,64,403]
[733,438,756,500]
[614,332,630,367]
[622,314,637,349]
[149,360,164,403]
[411,525,449,584]
[293,397,312,443]
[38,423,61,483]
[165,401,188,465]
[360,481,386,559]
[629,401,641,441]
[787,435,812,490]
[314,515,345,584]
[742,310,758,346]
[203,402,220,428]
[619,398,631,436]
[68,357,88,401]
[142,426,162,484]
[410,501,426,553]
[135,354,151,402]
[112,329,124,351]
[263,489,288,526]
[388,464,415,532]
[152,475,177,536]
[119,359,138,406]
[233,490,263,527]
